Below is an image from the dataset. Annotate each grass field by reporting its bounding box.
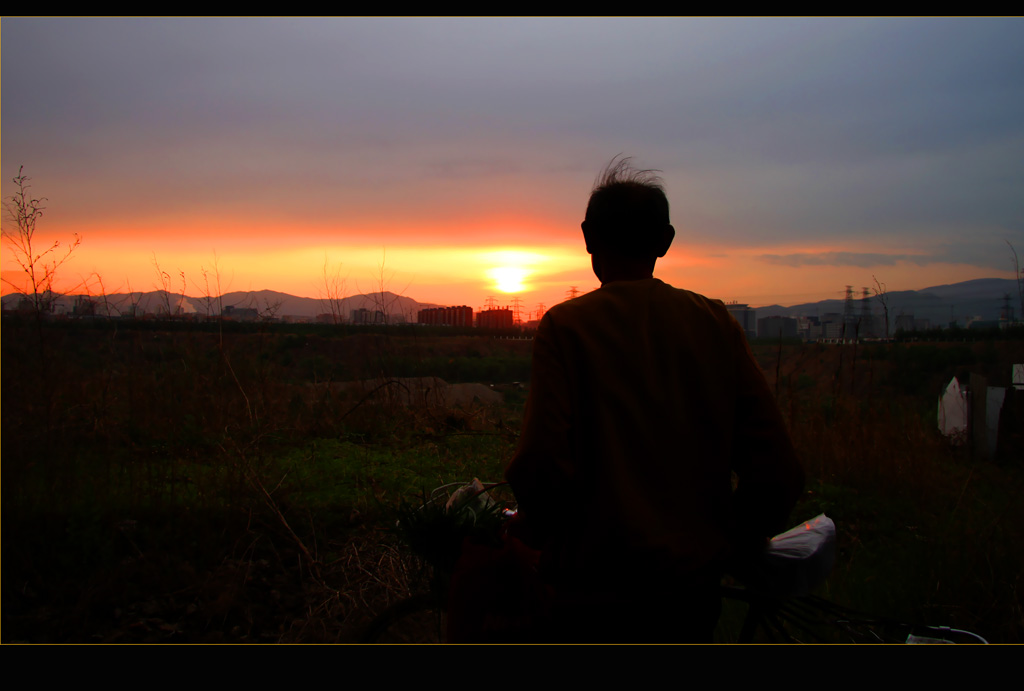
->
[3,316,1022,642]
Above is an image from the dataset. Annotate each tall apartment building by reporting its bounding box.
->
[477,307,514,330]
[757,315,798,340]
[724,302,756,339]
[418,305,473,327]
[351,308,385,325]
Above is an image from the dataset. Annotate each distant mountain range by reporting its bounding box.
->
[3,277,1020,325]
[1,288,440,321]
[754,278,1021,326]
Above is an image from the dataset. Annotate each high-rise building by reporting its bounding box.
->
[477,307,514,330]
[757,315,798,340]
[351,308,384,325]
[724,302,756,339]
[418,306,473,327]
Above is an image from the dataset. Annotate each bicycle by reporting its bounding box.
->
[716,514,988,644]
[717,585,989,644]
[360,480,513,644]
[361,482,988,644]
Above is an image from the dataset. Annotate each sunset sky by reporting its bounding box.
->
[3,18,1023,315]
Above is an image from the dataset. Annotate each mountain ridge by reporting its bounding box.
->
[1,288,442,321]
[753,277,1019,325]
[3,277,1020,324]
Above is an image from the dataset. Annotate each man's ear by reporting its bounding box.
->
[655,224,675,258]
[581,220,596,255]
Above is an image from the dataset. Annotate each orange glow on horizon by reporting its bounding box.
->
[2,216,1011,310]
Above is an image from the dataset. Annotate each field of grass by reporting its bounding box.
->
[2,316,1022,642]
[754,337,1024,642]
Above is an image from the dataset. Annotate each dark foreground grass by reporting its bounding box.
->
[763,340,1024,643]
[3,433,517,643]
[3,320,1022,642]
[2,318,522,642]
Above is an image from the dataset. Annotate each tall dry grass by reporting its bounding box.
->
[1,316,523,642]
[758,339,1024,641]
[4,317,1021,641]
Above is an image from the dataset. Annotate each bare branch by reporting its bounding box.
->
[152,254,173,316]
[318,252,348,325]
[872,275,890,340]
[2,166,80,315]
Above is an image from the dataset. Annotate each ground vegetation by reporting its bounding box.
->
[2,318,1021,642]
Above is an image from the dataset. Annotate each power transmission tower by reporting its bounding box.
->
[1001,292,1014,324]
[511,296,524,326]
[843,285,856,339]
[567,286,580,300]
[860,287,871,337]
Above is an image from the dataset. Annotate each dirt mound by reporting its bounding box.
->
[316,377,503,409]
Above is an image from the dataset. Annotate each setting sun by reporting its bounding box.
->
[490,266,529,293]
[478,249,552,295]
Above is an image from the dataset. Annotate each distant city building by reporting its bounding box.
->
[891,313,930,333]
[797,315,821,341]
[894,313,916,333]
[477,307,514,330]
[350,308,385,325]
[418,306,473,327]
[222,305,258,321]
[821,312,844,339]
[724,302,756,339]
[757,315,798,340]
[862,314,883,339]
[72,296,96,317]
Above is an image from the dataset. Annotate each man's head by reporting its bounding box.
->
[582,156,675,261]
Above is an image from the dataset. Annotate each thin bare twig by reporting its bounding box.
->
[247,470,323,583]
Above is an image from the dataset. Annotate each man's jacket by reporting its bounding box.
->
[506,278,804,593]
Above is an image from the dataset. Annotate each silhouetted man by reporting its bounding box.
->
[505,157,804,642]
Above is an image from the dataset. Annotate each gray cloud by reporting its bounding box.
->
[758,239,1022,271]
[3,18,1023,257]
[759,252,932,268]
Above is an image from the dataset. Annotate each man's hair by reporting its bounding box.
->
[584,156,671,258]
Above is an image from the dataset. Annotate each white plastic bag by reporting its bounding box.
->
[748,514,836,597]
[444,478,496,523]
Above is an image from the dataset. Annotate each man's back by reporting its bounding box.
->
[502,157,802,641]
[506,278,803,622]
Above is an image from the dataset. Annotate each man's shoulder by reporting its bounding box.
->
[553,278,727,310]
[542,279,734,328]
[652,280,727,310]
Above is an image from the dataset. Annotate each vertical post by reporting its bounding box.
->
[970,372,988,459]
